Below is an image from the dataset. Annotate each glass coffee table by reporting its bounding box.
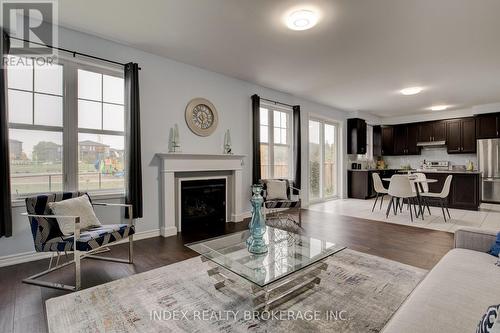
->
[186,227,345,311]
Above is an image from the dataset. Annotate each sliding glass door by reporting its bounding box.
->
[309,119,339,202]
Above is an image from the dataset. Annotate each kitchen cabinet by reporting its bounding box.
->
[393,124,420,155]
[347,118,367,154]
[418,172,481,211]
[373,125,382,157]
[348,169,396,199]
[475,113,499,139]
[446,118,476,154]
[419,121,446,142]
[450,174,481,209]
[381,126,394,156]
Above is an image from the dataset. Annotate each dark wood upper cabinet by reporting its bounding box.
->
[407,123,420,154]
[446,119,462,153]
[393,125,407,155]
[433,121,447,141]
[373,125,382,157]
[392,124,420,155]
[418,120,446,142]
[381,126,394,156]
[446,117,476,154]
[461,118,476,153]
[419,122,433,142]
[347,118,367,154]
[475,114,499,139]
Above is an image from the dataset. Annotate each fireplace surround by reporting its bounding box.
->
[156,153,246,237]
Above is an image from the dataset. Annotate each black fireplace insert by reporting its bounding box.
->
[180,178,226,232]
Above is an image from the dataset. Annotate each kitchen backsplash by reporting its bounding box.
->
[350,147,478,170]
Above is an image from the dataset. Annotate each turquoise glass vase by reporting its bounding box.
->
[247,184,268,254]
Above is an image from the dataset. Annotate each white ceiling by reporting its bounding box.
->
[58,0,500,117]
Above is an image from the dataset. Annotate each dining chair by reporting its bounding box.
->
[372,173,388,212]
[413,172,431,215]
[420,175,453,222]
[386,175,418,222]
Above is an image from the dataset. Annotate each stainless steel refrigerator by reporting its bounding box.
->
[478,138,500,203]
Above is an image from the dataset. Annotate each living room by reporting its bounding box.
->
[0,1,499,332]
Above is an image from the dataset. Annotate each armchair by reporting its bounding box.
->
[23,192,135,291]
[259,179,302,229]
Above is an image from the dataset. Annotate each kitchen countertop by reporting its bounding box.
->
[348,169,481,174]
[415,170,482,174]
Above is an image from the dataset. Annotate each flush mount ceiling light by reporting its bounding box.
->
[286,10,318,31]
[429,105,450,111]
[400,87,423,95]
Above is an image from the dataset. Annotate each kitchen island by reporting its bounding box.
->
[348,169,482,210]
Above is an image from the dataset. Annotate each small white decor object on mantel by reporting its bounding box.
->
[223,129,233,154]
[168,124,181,153]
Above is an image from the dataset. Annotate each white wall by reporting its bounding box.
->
[0,26,350,260]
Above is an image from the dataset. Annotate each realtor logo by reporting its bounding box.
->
[1,0,57,55]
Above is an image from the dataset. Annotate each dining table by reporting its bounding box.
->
[382,175,438,220]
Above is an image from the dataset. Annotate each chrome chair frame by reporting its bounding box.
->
[21,203,134,292]
[262,184,302,229]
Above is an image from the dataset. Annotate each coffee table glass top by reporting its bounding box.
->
[186,227,345,287]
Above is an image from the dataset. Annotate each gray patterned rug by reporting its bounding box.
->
[46,249,426,333]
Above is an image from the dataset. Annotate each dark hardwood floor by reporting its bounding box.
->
[0,209,454,333]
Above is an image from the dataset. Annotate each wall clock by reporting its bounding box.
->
[185,98,219,136]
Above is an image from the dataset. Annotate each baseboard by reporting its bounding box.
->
[0,251,53,268]
[160,226,178,237]
[0,228,162,268]
[231,210,252,222]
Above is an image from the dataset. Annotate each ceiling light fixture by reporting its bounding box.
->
[286,10,318,31]
[429,105,450,111]
[400,87,423,95]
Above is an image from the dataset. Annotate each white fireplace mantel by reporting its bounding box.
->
[156,153,246,237]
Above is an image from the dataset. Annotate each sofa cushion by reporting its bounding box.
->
[382,248,500,333]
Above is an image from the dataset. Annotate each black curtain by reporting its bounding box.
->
[0,30,12,238]
[251,94,261,184]
[124,63,143,219]
[293,105,301,192]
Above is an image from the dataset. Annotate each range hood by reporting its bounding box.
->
[416,140,446,147]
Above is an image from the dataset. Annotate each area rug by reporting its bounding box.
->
[46,249,426,333]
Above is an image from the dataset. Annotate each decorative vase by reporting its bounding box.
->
[247,184,268,254]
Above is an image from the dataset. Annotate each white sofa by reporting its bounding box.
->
[383,228,499,333]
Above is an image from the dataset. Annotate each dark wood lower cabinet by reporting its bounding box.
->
[348,171,481,210]
[348,170,396,199]
[421,172,481,210]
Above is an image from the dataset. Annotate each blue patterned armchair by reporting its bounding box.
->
[23,192,135,291]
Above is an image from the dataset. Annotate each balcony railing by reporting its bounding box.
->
[11,172,124,196]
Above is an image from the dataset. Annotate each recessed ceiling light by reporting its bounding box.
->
[286,10,318,31]
[429,105,450,111]
[400,87,423,95]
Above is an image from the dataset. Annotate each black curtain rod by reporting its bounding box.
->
[9,36,141,70]
[260,97,295,108]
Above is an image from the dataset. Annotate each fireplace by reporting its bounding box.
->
[180,178,227,232]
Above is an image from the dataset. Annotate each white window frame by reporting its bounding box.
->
[259,102,294,180]
[308,116,340,203]
[7,55,126,200]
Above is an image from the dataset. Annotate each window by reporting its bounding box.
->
[259,104,293,180]
[7,56,126,197]
[309,118,339,201]
[77,69,125,192]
